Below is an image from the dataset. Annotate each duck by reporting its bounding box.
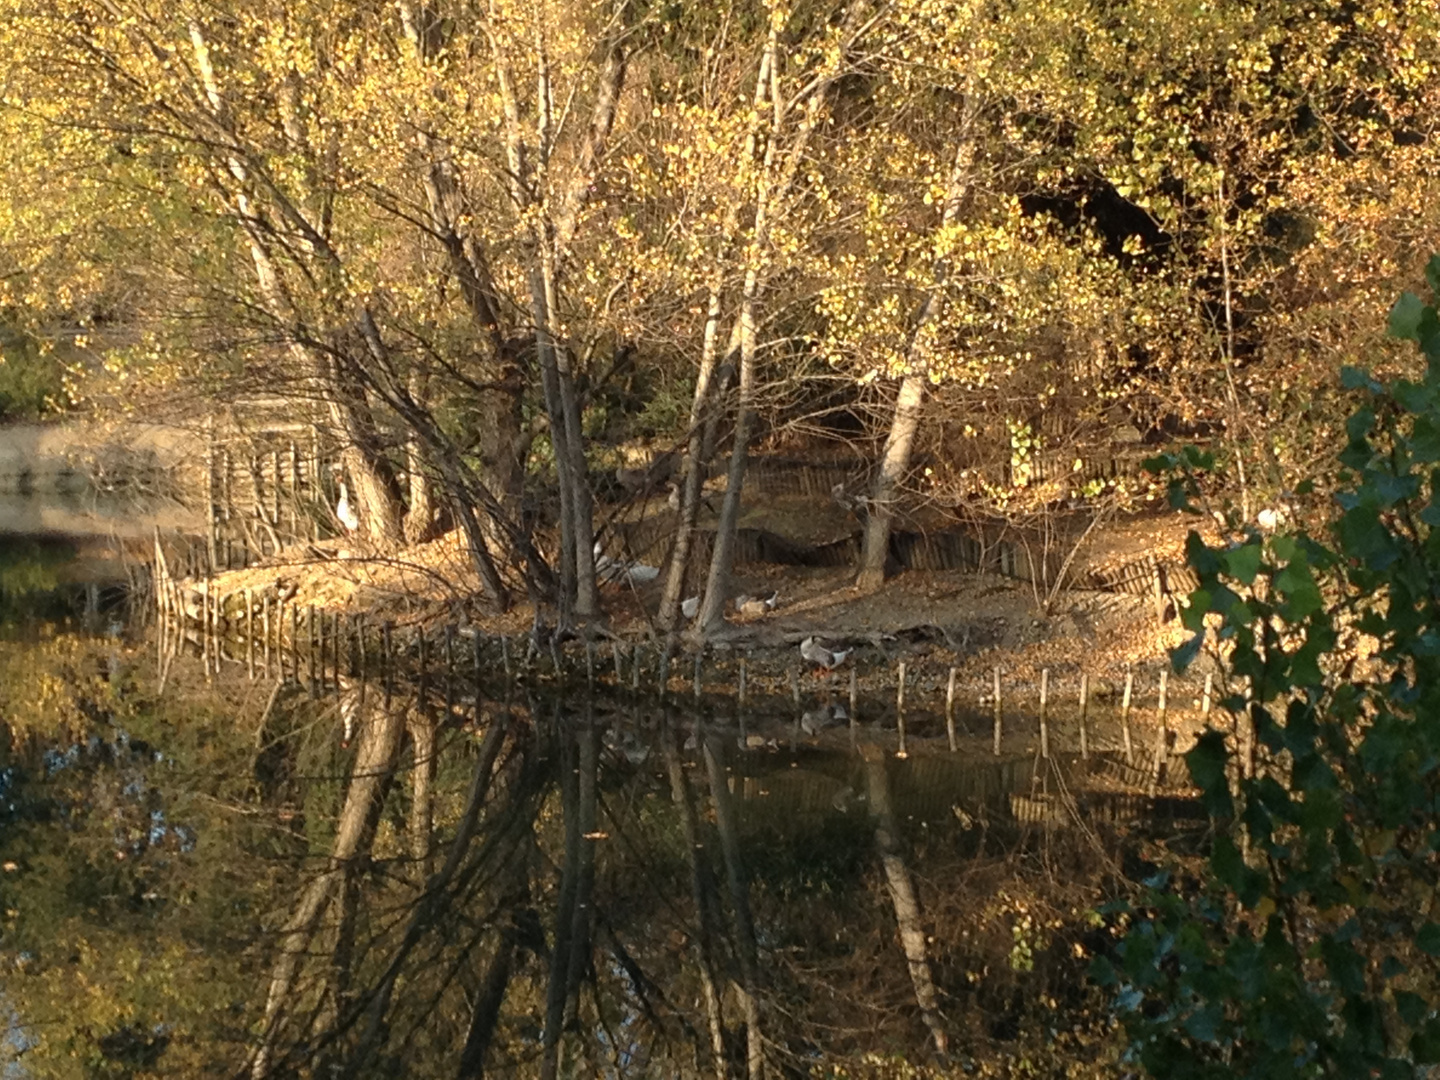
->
[593,541,661,586]
[800,702,849,736]
[335,480,360,533]
[733,591,779,619]
[800,636,853,670]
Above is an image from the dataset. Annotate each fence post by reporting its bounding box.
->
[992,666,1003,756]
[1121,669,1135,765]
[1039,668,1050,759]
[896,661,907,758]
[945,666,957,752]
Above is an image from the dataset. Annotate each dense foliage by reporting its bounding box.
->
[1104,265,1440,1076]
[0,0,1436,621]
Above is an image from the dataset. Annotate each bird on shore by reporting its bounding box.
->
[593,540,660,585]
[335,480,360,533]
[734,591,779,619]
[800,636,853,670]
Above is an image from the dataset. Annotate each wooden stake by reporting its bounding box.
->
[1146,668,1169,794]
[245,588,254,680]
[270,449,282,527]
[896,661,908,758]
[945,667,957,752]
[738,657,748,707]
[1201,672,1213,719]
[1039,668,1050,759]
[446,624,456,715]
[1078,673,1090,760]
[382,621,393,707]
[205,418,218,572]
[1150,668,1170,794]
[202,587,212,685]
[261,593,271,680]
[307,604,317,699]
[992,666,1003,756]
[1121,669,1135,765]
[288,440,300,536]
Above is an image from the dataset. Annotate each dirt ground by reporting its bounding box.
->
[192,516,1217,716]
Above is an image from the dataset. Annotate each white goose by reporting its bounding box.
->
[800,636,853,670]
[335,480,360,533]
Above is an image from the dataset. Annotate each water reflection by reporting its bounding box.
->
[1,603,1198,1077]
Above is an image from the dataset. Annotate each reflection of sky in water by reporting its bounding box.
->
[35,729,197,856]
[4,997,32,1078]
[0,491,197,539]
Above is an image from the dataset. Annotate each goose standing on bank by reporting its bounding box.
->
[800,636,853,670]
[335,480,360,533]
[734,591,780,619]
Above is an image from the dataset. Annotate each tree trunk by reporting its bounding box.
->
[404,371,437,545]
[695,297,756,636]
[417,116,529,560]
[658,34,774,634]
[664,719,728,1080]
[457,924,518,1080]
[660,301,741,633]
[862,746,947,1055]
[408,713,436,877]
[856,373,924,592]
[251,694,405,1078]
[704,738,764,1080]
[539,723,582,1080]
[856,128,977,591]
[350,713,519,1065]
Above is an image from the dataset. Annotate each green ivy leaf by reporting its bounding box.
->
[1415,923,1440,956]
[1224,542,1262,585]
[1390,292,1428,341]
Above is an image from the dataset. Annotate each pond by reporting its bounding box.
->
[0,508,1192,1079]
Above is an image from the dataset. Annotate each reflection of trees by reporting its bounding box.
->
[250,685,406,1078]
[236,686,1126,1079]
[862,745,947,1054]
[704,735,766,1080]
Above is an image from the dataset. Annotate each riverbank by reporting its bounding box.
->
[171,515,1225,766]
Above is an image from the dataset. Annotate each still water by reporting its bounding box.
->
[0,510,1183,1079]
